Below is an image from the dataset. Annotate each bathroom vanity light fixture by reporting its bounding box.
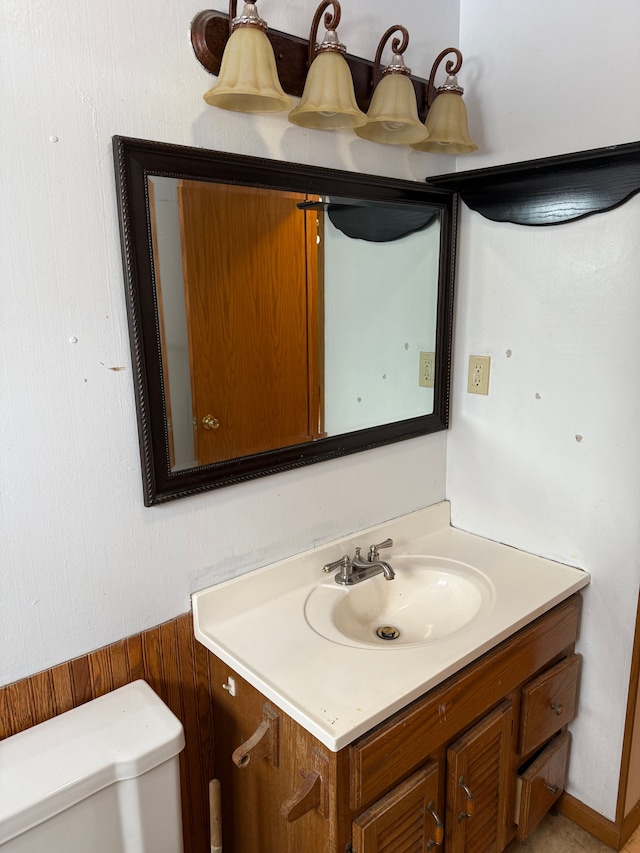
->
[288,1,366,130]
[354,26,428,146]
[191,4,477,151]
[201,0,292,112]
[411,48,477,153]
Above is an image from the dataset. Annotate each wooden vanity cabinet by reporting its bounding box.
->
[205,594,581,853]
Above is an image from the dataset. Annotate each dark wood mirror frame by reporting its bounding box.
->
[113,136,458,505]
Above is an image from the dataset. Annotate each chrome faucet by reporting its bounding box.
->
[323,538,395,585]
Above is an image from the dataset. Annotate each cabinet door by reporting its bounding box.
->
[352,761,442,853]
[446,700,514,853]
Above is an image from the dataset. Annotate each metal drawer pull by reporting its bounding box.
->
[426,800,444,849]
[458,777,475,821]
[546,784,559,796]
[551,702,564,715]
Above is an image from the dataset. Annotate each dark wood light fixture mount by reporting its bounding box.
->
[190,8,432,121]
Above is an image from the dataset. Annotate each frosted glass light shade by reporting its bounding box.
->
[288,51,367,130]
[411,88,477,154]
[355,72,428,145]
[203,26,292,113]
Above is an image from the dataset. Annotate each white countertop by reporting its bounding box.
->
[192,502,590,752]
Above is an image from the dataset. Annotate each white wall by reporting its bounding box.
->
[148,176,196,470]
[0,0,459,688]
[454,0,640,821]
[459,0,640,169]
[323,216,440,433]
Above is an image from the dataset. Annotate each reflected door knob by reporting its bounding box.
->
[202,414,220,430]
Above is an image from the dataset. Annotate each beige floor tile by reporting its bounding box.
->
[506,814,612,853]
[507,815,640,852]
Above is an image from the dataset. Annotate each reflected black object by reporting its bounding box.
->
[298,197,437,242]
[328,203,437,242]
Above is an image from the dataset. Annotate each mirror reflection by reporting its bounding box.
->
[113,136,456,504]
[148,176,442,471]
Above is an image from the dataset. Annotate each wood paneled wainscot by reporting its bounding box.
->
[0,613,215,853]
[206,594,582,853]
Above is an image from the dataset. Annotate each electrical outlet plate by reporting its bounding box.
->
[468,355,491,395]
[419,351,435,388]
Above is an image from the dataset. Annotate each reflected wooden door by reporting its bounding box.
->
[178,181,322,464]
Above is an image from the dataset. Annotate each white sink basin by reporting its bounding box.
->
[192,502,590,750]
[304,555,495,649]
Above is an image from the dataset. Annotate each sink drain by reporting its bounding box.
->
[376,625,400,641]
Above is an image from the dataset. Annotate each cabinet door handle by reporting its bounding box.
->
[546,783,559,796]
[551,702,564,716]
[458,776,475,821]
[426,800,444,849]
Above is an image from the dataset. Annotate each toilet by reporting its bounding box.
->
[0,680,186,852]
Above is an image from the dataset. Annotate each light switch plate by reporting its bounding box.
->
[468,355,491,395]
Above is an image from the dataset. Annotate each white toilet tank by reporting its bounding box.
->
[0,680,186,852]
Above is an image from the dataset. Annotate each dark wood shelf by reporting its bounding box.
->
[426,140,640,225]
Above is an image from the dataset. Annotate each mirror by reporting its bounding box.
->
[113,137,457,504]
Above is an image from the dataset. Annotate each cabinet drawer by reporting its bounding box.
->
[515,731,570,841]
[519,654,579,756]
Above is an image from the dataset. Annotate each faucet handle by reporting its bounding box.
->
[368,538,393,560]
[323,555,351,573]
